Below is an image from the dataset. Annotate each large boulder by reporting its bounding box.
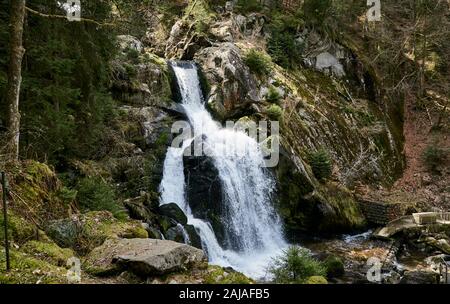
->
[195,43,260,120]
[84,238,206,277]
[46,211,148,254]
[399,270,440,284]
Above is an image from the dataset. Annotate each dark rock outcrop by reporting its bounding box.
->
[159,203,188,225]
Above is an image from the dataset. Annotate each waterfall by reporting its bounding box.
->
[159,61,286,279]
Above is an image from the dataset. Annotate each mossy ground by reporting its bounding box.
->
[203,265,254,284]
[0,246,70,284]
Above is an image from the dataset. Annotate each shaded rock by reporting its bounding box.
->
[111,36,172,107]
[276,149,365,234]
[184,224,203,250]
[399,270,439,284]
[165,225,186,243]
[159,203,188,225]
[117,35,143,53]
[84,238,206,277]
[47,211,148,254]
[157,215,178,234]
[124,194,159,223]
[46,218,80,249]
[183,142,227,247]
[142,224,163,240]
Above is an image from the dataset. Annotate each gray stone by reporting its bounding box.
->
[85,238,206,276]
[315,52,345,77]
[399,270,439,284]
[46,218,80,248]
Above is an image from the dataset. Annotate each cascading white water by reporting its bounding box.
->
[159,61,286,279]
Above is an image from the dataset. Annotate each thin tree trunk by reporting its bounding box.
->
[5,0,26,161]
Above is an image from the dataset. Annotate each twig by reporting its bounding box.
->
[25,6,115,27]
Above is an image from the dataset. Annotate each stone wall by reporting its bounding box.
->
[358,199,404,225]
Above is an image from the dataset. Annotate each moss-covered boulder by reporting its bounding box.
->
[203,265,254,284]
[22,240,75,267]
[305,276,328,284]
[46,211,148,255]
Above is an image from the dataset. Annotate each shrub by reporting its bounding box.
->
[266,12,305,68]
[268,246,326,283]
[324,255,345,278]
[244,49,271,76]
[266,86,282,103]
[266,104,283,120]
[76,177,126,219]
[235,0,263,14]
[309,148,332,181]
[422,144,447,173]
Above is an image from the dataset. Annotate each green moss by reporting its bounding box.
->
[22,240,75,267]
[305,276,328,284]
[203,265,254,284]
[244,49,272,77]
[77,211,148,255]
[316,183,366,231]
[13,161,69,223]
[0,210,35,244]
[0,248,68,284]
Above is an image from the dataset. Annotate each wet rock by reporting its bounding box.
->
[85,238,206,276]
[165,225,186,243]
[159,203,188,225]
[157,215,178,234]
[184,224,203,250]
[399,270,440,284]
[183,144,227,246]
[142,223,163,240]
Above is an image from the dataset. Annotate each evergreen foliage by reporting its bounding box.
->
[268,246,326,284]
[309,148,332,181]
[244,49,271,77]
[76,177,126,220]
[0,0,117,164]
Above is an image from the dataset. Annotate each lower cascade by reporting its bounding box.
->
[159,61,287,278]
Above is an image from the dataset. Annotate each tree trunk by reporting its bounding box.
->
[6,0,26,161]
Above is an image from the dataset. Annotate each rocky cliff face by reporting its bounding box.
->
[150,4,403,234]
